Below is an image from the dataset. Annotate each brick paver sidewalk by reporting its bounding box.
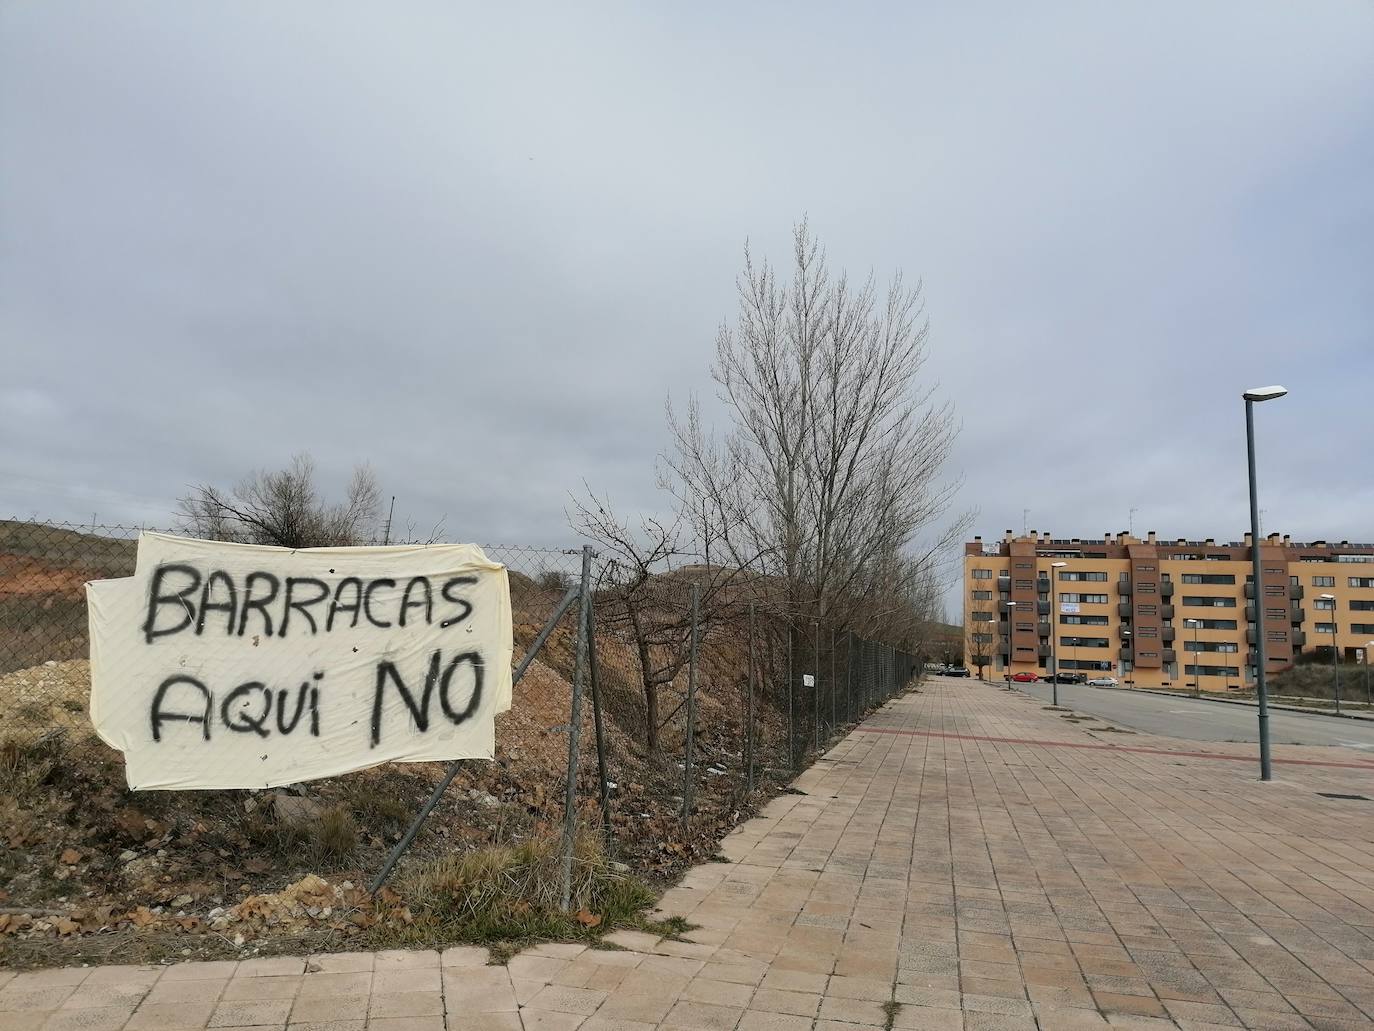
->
[6,678,1374,1030]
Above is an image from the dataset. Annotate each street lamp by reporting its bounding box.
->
[1050,561,1067,705]
[1244,384,1286,781]
[1319,593,1340,713]
[1185,618,1201,697]
[1004,601,1016,688]
[1365,641,1373,707]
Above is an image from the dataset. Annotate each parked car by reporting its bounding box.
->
[1043,672,1087,685]
[1086,676,1119,687]
[1009,671,1039,682]
[944,665,971,678]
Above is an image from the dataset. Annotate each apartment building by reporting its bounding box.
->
[963,530,1374,690]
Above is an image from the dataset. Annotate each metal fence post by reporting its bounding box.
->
[585,594,612,841]
[791,618,802,769]
[830,627,836,738]
[845,631,853,725]
[683,584,698,825]
[559,545,593,912]
[814,619,821,753]
[747,602,756,794]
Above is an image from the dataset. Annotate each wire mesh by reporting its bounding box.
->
[0,517,922,885]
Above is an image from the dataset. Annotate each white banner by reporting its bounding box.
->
[87,533,512,790]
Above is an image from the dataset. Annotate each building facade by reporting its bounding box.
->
[963,531,1374,690]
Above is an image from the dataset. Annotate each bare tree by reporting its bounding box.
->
[569,488,758,754]
[662,219,969,646]
[965,602,996,680]
[178,454,382,548]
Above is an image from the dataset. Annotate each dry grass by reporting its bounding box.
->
[368,830,655,950]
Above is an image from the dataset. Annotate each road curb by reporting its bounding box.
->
[1095,685,1374,723]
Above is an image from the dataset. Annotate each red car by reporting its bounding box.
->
[1008,671,1039,682]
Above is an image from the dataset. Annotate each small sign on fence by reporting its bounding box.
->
[87,533,513,790]
[802,673,815,687]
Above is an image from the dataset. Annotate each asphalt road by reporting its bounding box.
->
[1008,680,1374,751]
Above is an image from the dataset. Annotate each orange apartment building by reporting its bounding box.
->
[963,530,1374,690]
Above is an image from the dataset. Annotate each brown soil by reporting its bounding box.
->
[0,552,812,968]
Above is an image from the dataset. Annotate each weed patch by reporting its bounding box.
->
[363,830,654,953]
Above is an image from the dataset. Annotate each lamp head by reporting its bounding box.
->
[1319,593,1336,601]
[1243,385,1288,402]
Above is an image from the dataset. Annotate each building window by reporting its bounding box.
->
[1264,607,1286,620]
[972,611,994,622]
[1316,622,1338,635]
[1313,576,1335,587]
[972,590,993,600]
[1061,637,1109,648]
[1181,596,1237,608]
[1060,614,1109,625]
[1266,630,1287,643]
[1137,604,1158,616]
[972,569,993,580]
[1314,598,1336,611]
[1352,623,1374,635]
[1265,567,1283,575]
[1014,579,1034,590]
[1186,664,1240,677]
[1184,640,1239,652]
[1061,593,1109,604]
[1059,571,1107,581]
[1352,600,1374,611]
[1351,577,1374,589]
[1182,573,1235,585]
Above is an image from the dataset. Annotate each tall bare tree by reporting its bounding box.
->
[663,219,968,648]
[178,453,382,548]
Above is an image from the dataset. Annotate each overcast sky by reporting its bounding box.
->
[3,3,1371,609]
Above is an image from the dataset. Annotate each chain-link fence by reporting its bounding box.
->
[1,519,919,901]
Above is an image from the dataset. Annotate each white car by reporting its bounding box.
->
[1086,676,1118,687]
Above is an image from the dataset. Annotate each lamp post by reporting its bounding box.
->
[1244,384,1286,781]
[1186,618,1201,697]
[1365,642,1373,707]
[1004,601,1016,688]
[1319,593,1340,713]
[1050,562,1067,705]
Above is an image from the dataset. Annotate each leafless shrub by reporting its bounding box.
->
[177,453,381,548]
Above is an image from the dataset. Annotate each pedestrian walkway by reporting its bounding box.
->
[6,678,1374,1030]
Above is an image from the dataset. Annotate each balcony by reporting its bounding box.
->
[1291,606,1305,623]
[1037,600,1051,616]
[1244,582,1255,599]
[1293,630,1307,647]
[1290,584,1304,600]
[1163,649,1176,663]
[1246,627,1257,644]
[1118,577,1133,596]
[1161,604,1175,619]
[1245,604,1256,623]
[1118,602,1133,619]
[1160,580,1174,598]
[1120,647,1134,662]
[1036,578,1050,596]
[1118,625,1133,640]
[1035,622,1050,638]
[1161,626,1175,643]
[999,599,1015,614]
[997,575,1011,592]
[1037,643,1051,657]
